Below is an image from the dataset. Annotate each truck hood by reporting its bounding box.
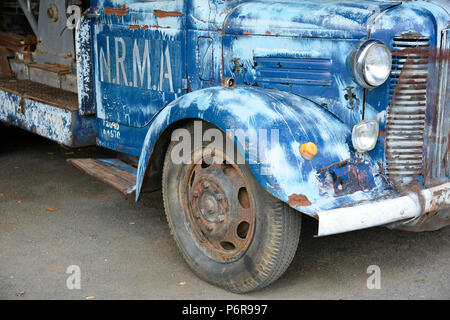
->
[223,0,401,39]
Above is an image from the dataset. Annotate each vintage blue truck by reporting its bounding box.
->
[0,0,448,293]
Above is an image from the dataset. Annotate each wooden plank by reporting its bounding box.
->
[68,158,137,196]
[0,46,13,76]
[0,32,36,51]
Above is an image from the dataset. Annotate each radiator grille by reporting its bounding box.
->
[385,34,430,183]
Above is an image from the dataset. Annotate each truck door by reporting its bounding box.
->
[91,0,186,128]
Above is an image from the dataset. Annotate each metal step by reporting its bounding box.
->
[9,59,77,93]
[68,158,137,196]
[0,77,96,147]
[0,78,77,110]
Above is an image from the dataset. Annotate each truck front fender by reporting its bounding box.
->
[136,86,388,216]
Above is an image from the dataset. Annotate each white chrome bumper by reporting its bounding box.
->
[317,182,450,237]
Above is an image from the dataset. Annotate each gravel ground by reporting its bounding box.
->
[0,125,449,300]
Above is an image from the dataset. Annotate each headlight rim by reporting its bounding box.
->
[353,40,392,89]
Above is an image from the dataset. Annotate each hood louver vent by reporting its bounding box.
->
[254,57,332,87]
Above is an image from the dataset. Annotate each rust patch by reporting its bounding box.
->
[287,194,312,207]
[393,209,450,232]
[154,10,182,18]
[265,31,271,35]
[151,25,171,29]
[243,31,250,35]
[0,46,13,75]
[104,5,129,18]
[319,159,350,174]
[129,24,167,30]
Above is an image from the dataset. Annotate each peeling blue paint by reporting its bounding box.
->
[0,90,96,147]
[76,15,96,116]
[134,86,393,215]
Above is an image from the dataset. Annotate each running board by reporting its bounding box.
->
[68,158,137,196]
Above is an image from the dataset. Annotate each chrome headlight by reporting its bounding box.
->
[353,40,392,88]
[352,120,379,153]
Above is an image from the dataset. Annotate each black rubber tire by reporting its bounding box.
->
[162,122,302,293]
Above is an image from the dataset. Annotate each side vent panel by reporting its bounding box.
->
[254,57,332,87]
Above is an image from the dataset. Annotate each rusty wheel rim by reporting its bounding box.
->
[182,148,255,263]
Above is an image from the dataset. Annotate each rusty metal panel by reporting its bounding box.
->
[386,34,430,185]
[317,182,450,236]
[426,28,449,184]
[384,29,449,189]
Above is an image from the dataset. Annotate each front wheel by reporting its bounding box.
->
[162,122,302,293]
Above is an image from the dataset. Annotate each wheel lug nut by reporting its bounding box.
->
[218,215,225,222]
[203,181,210,189]
[206,226,213,232]
[216,194,224,201]
[193,191,199,198]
